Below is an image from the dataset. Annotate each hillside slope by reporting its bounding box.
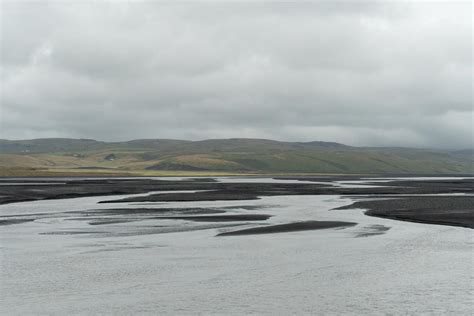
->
[0,138,472,174]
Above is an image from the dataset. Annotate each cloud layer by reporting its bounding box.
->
[1,1,472,148]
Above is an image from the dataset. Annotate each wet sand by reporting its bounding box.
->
[1,177,472,228]
[337,196,474,229]
[217,220,357,236]
[151,214,272,222]
[2,177,473,205]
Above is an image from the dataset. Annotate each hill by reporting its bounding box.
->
[0,138,472,175]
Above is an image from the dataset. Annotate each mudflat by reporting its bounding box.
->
[217,221,357,236]
[0,177,472,229]
[337,196,474,229]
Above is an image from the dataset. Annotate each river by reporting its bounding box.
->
[1,177,472,314]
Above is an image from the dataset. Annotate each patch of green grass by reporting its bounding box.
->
[1,138,472,175]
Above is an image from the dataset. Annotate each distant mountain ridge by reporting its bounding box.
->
[0,138,351,154]
[0,138,472,174]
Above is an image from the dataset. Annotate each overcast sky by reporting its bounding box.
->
[1,0,472,148]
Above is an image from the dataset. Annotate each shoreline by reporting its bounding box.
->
[336,196,474,229]
[1,177,472,229]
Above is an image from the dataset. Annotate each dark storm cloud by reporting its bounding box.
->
[1,0,472,148]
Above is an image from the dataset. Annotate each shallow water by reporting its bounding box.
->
[1,178,472,315]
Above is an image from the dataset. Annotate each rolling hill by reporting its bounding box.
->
[0,138,472,175]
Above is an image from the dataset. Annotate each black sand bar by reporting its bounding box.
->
[217,221,357,236]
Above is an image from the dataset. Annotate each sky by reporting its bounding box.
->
[1,0,472,148]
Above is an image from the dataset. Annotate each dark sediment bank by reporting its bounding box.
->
[352,224,391,238]
[98,190,261,203]
[98,178,474,204]
[40,223,248,237]
[77,207,228,216]
[150,214,272,222]
[336,196,474,229]
[1,177,473,205]
[0,178,219,205]
[83,213,271,226]
[217,221,357,236]
[0,218,35,226]
[1,177,473,230]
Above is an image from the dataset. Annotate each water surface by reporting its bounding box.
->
[1,178,472,314]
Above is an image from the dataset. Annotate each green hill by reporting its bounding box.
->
[0,138,472,175]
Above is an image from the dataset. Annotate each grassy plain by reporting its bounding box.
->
[1,138,472,176]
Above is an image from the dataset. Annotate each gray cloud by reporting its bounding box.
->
[1,1,472,148]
